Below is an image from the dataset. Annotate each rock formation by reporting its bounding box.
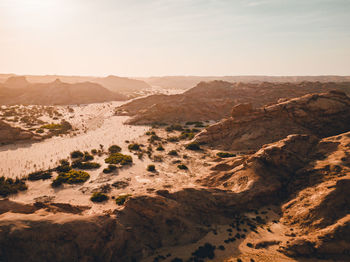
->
[115,80,350,124]
[1,131,350,261]
[194,90,350,151]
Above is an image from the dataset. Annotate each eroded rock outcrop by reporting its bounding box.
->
[195,91,350,151]
[116,81,350,124]
[2,132,350,261]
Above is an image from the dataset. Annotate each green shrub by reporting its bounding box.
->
[145,131,156,136]
[168,150,178,156]
[115,194,132,205]
[51,170,90,187]
[216,152,236,158]
[186,142,201,151]
[165,124,183,132]
[91,149,98,155]
[108,145,122,153]
[105,153,133,165]
[36,128,44,134]
[90,192,109,202]
[72,160,100,170]
[55,164,72,173]
[40,123,63,129]
[28,171,52,181]
[167,136,179,142]
[156,145,164,151]
[70,150,84,158]
[149,134,161,143]
[147,164,156,172]
[59,159,70,166]
[82,152,94,161]
[128,143,141,151]
[177,164,188,170]
[103,164,117,174]
[0,177,28,197]
[179,132,195,140]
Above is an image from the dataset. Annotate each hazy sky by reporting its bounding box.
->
[1,0,349,76]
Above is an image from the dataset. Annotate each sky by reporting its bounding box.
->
[0,0,350,77]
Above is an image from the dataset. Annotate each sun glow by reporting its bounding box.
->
[4,0,68,29]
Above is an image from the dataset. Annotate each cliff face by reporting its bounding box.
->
[116,81,350,124]
[194,90,350,151]
[0,120,39,145]
[1,132,350,261]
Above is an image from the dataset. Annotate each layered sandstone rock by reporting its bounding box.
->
[194,91,350,151]
[116,81,350,124]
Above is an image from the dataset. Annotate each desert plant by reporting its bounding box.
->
[186,142,201,150]
[168,150,178,156]
[115,194,132,206]
[91,149,98,155]
[72,160,100,170]
[83,152,94,161]
[156,145,164,151]
[216,152,236,158]
[147,164,156,172]
[177,164,188,170]
[90,192,109,202]
[28,171,52,181]
[167,136,179,142]
[103,164,117,174]
[128,143,141,151]
[0,177,27,197]
[51,170,90,187]
[105,153,133,165]
[108,145,122,154]
[70,150,84,158]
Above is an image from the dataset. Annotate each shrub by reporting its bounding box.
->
[55,164,72,173]
[147,164,156,172]
[128,143,140,151]
[153,155,163,162]
[165,124,183,132]
[191,243,216,259]
[115,194,132,205]
[105,153,133,165]
[186,142,201,151]
[90,192,109,202]
[36,128,44,134]
[51,170,90,187]
[156,145,164,151]
[40,123,63,130]
[108,145,122,154]
[177,164,188,170]
[91,149,98,155]
[216,152,236,158]
[0,177,28,197]
[167,136,179,142]
[103,164,117,174]
[72,160,100,170]
[59,159,70,166]
[28,171,52,181]
[149,134,161,143]
[179,132,195,140]
[83,152,94,161]
[70,150,84,158]
[145,131,156,136]
[168,150,178,156]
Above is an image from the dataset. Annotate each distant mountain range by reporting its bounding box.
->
[0,76,127,105]
[0,74,152,95]
[138,75,350,90]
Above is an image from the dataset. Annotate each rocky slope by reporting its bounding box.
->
[0,77,127,105]
[0,120,40,145]
[115,80,350,124]
[194,90,350,151]
[1,131,350,261]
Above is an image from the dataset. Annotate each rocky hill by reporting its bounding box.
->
[116,80,350,124]
[194,90,350,151]
[0,77,127,105]
[140,75,350,90]
[1,131,349,261]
